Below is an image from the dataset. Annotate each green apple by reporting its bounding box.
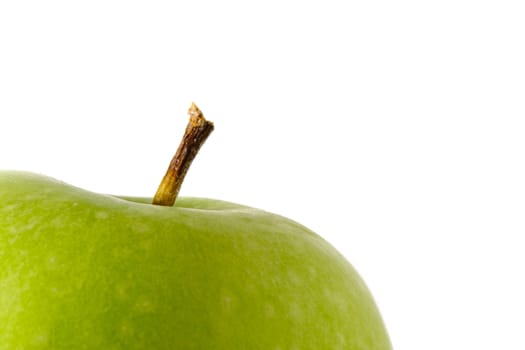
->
[0,171,391,349]
[0,105,391,349]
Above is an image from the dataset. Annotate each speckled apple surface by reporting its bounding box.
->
[0,171,392,349]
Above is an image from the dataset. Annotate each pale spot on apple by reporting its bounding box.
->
[1,203,19,213]
[46,255,57,270]
[287,270,303,286]
[288,302,303,319]
[95,211,109,219]
[323,287,335,299]
[0,269,23,314]
[336,331,347,347]
[135,296,155,313]
[139,239,153,252]
[119,321,134,337]
[264,303,276,318]
[323,288,348,310]
[308,266,318,277]
[222,295,233,310]
[112,246,131,259]
[8,220,37,237]
[245,283,256,294]
[133,222,149,233]
[32,333,48,346]
[49,284,70,298]
[220,290,239,314]
[7,229,20,245]
[115,283,129,300]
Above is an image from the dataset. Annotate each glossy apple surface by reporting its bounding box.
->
[0,171,391,349]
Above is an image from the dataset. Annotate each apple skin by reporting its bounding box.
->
[0,171,391,349]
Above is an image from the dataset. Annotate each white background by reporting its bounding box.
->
[1,1,524,349]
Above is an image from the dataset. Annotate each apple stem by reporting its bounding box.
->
[152,102,214,206]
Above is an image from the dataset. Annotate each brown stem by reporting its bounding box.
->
[152,102,214,206]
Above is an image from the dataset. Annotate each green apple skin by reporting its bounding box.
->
[0,171,392,350]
